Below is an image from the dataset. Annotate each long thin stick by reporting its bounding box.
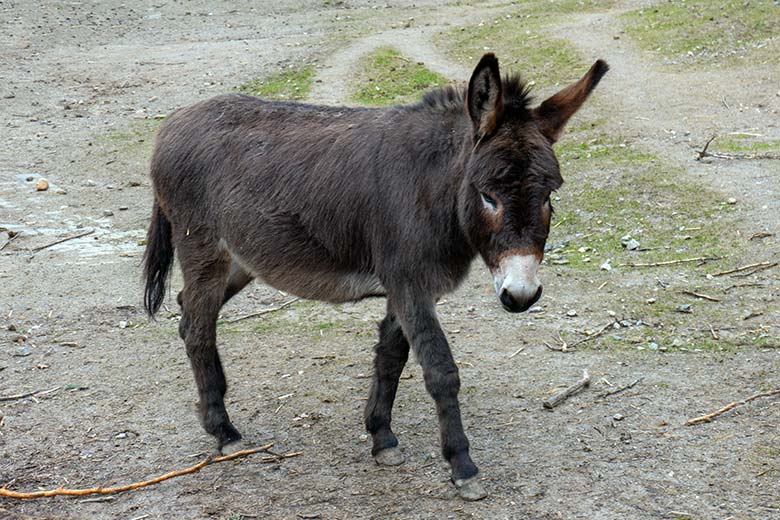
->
[568,321,613,349]
[31,229,95,253]
[543,370,590,409]
[0,231,22,252]
[227,297,300,324]
[0,444,281,499]
[599,377,643,398]
[686,388,780,425]
[619,256,716,268]
[680,290,722,302]
[732,263,777,278]
[711,261,774,277]
[0,386,61,402]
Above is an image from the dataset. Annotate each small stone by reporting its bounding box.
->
[727,197,737,205]
[566,309,577,317]
[600,260,612,271]
[103,210,114,217]
[82,179,97,187]
[7,324,16,332]
[529,305,544,313]
[613,413,624,421]
[118,206,129,211]
[35,178,49,191]
[648,342,659,350]
[646,298,656,304]
[55,188,67,195]
[14,345,32,357]
[128,180,141,187]
[115,432,128,439]
[675,304,692,313]
[624,238,640,250]
[659,345,668,352]
[119,320,128,329]
[607,310,616,317]
[672,338,684,348]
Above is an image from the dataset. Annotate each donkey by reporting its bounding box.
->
[143,53,607,500]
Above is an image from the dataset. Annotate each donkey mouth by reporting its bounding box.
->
[499,285,543,313]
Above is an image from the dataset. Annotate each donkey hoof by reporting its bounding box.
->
[374,446,405,466]
[219,438,250,456]
[453,475,488,501]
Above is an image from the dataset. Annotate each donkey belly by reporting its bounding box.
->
[221,241,385,303]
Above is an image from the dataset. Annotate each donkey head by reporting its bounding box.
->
[460,54,608,312]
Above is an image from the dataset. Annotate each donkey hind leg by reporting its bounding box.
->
[176,259,253,340]
[178,247,242,449]
[364,312,410,466]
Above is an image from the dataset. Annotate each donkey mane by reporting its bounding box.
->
[419,74,533,115]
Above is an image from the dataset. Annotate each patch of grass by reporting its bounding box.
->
[711,134,780,153]
[623,0,780,66]
[440,16,584,88]
[352,47,448,106]
[236,65,315,101]
[105,118,160,153]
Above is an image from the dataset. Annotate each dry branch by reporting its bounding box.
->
[30,229,95,253]
[227,297,300,323]
[732,263,777,278]
[568,321,614,349]
[618,256,716,268]
[680,290,721,302]
[599,377,643,398]
[696,135,780,160]
[686,389,780,425]
[0,387,61,402]
[0,443,292,499]
[543,370,590,409]
[711,261,774,277]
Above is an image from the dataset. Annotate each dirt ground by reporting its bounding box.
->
[1,1,778,519]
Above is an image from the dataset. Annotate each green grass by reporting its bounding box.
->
[236,65,315,101]
[352,47,449,106]
[623,0,780,66]
[710,134,780,153]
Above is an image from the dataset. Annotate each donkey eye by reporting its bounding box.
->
[481,192,498,211]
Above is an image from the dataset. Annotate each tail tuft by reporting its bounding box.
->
[143,202,174,317]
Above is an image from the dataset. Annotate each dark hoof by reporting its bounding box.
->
[453,475,488,501]
[373,446,405,466]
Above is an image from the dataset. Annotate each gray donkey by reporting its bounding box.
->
[144,53,608,500]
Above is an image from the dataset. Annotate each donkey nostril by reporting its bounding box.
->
[500,288,517,310]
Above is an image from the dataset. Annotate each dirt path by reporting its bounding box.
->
[558,9,780,235]
[1,2,779,520]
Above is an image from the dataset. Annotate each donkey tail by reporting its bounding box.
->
[143,201,174,317]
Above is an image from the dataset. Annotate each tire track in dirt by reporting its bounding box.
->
[558,9,780,235]
[308,26,471,105]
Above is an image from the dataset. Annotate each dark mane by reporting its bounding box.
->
[418,74,532,117]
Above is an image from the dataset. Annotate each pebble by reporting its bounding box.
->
[529,305,544,313]
[613,413,624,421]
[600,259,612,271]
[566,309,577,317]
[35,178,49,191]
[7,324,16,332]
[624,238,640,250]
[648,342,659,350]
[607,310,616,317]
[15,345,32,357]
[82,179,97,187]
[646,298,656,304]
[119,206,129,211]
[119,320,128,329]
[727,197,737,205]
[103,210,114,217]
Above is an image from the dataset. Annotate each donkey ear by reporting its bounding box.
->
[533,60,609,144]
[467,53,504,142]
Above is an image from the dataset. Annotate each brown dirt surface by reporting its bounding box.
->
[1,1,778,519]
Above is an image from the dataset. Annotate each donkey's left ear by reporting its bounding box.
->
[467,53,504,142]
[533,60,609,144]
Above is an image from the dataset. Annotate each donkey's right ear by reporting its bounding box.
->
[467,53,504,143]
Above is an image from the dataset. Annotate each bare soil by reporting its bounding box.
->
[1,1,778,519]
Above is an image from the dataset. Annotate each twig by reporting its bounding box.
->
[30,229,95,253]
[732,263,777,278]
[696,135,717,161]
[0,231,22,252]
[723,282,764,293]
[686,388,780,425]
[680,290,721,302]
[543,370,590,409]
[0,444,279,499]
[568,321,614,349]
[711,261,774,277]
[508,346,525,358]
[619,256,717,268]
[599,377,643,398]
[227,297,301,323]
[0,386,61,402]
[708,323,719,340]
[749,232,773,241]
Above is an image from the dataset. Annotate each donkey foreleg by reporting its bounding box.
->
[392,295,487,501]
[365,311,410,466]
